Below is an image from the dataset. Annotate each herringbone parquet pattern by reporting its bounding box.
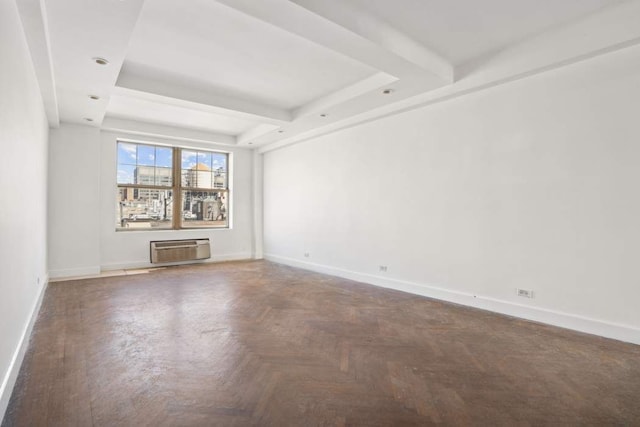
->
[3,260,640,426]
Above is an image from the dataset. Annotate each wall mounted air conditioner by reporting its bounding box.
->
[150,239,210,264]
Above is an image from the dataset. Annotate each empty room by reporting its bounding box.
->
[2,0,640,425]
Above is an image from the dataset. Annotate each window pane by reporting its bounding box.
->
[197,152,212,169]
[199,169,213,189]
[117,143,137,165]
[155,167,172,186]
[135,165,156,185]
[212,153,227,188]
[181,190,228,228]
[116,187,173,230]
[212,153,226,171]
[137,145,155,166]
[182,150,197,169]
[213,169,226,189]
[117,164,136,184]
[181,151,214,188]
[156,147,172,167]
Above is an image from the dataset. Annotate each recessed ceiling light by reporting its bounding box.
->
[382,89,394,95]
[84,118,94,122]
[89,95,100,100]
[92,57,109,65]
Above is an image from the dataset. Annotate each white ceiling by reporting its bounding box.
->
[125,0,377,110]
[17,0,640,150]
[106,95,260,135]
[344,0,624,65]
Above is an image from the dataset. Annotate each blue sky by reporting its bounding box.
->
[181,150,226,170]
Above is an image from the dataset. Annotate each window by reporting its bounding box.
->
[116,141,229,230]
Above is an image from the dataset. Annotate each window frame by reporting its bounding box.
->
[116,139,231,231]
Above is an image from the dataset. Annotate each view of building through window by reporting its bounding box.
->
[116,141,229,230]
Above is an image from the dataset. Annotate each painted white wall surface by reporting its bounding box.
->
[48,124,102,278]
[252,150,264,259]
[263,45,640,343]
[99,132,254,270]
[0,0,49,417]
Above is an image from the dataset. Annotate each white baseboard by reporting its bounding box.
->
[265,254,640,346]
[0,275,48,421]
[210,252,254,263]
[49,266,100,279]
[100,252,253,272]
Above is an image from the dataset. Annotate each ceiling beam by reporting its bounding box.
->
[214,0,452,87]
[101,117,237,146]
[237,123,281,146]
[16,0,59,127]
[116,67,292,125]
[288,0,453,83]
[44,0,146,126]
[293,72,397,119]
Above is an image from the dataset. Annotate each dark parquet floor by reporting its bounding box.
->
[3,260,640,426]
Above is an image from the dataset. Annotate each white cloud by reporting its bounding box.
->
[119,143,137,162]
[117,169,134,183]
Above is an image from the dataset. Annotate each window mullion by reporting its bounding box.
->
[173,147,181,230]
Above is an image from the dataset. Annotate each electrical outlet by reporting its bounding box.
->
[379,265,388,272]
[304,252,310,258]
[516,288,534,298]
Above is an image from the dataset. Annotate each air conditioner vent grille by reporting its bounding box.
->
[154,240,198,249]
[150,239,210,264]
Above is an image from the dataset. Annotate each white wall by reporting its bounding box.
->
[263,45,640,344]
[99,132,254,270]
[0,0,49,417]
[49,124,101,278]
[48,127,255,272]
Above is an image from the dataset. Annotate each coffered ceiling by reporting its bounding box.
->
[16,0,640,151]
